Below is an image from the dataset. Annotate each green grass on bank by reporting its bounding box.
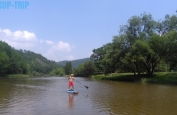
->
[8,74,30,78]
[146,72,177,84]
[92,72,177,85]
[0,74,53,78]
[0,74,30,78]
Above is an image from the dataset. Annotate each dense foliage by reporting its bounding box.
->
[64,62,73,75]
[16,50,60,76]
[49,67,65,76]
[73,60,96,77]
[0,41,60,76]
[91,12,177,76]
[0,41,28,75]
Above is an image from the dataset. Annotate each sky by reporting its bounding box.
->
[0,0,177,62]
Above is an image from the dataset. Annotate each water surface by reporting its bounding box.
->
[0,77,177,115]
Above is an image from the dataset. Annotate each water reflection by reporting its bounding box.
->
[68,93,78,110]
[1,77,177,115]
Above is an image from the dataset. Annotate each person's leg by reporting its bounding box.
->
[72,82,74,89]
[68,82,70,89]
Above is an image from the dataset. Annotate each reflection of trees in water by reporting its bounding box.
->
[0,78,47,110]
[0,78,20,107]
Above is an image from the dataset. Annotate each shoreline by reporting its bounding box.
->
[0,74,30,78]
[92,72,177,85]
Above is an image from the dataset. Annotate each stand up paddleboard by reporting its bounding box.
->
[66,89,78,94]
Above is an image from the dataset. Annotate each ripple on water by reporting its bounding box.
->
[1,77,177,115]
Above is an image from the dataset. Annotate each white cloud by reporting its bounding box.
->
[45,40,55,45]
[13,30,36,41]
[2,29,12,36]
[0,28,38,50]
[43,41,73,61]
[0,28,37,42]
[50,41,71,52]
[0,28,76,61]
[4,39,36,49]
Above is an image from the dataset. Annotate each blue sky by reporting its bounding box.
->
[0,0,177,62]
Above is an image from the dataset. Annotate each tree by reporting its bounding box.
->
[0,41,60,76]
[74,61,95,77]
[82,61,95,77]
[49,67,65,76]
[162,31,177,70]
[90,12,177,76]
[121,39,160,76]
[64,62,72,75]
[90,43,112,73]
[0,52,9,74]
[109,13,175,76]
[156,14,177,36]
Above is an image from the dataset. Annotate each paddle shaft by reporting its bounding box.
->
[76,80,89,89]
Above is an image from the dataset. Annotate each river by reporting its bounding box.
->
[0,77,177,115]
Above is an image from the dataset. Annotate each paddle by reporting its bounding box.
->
[75,80,89,89]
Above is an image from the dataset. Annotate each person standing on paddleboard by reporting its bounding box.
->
[68,74,75,90]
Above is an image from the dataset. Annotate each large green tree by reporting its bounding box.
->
[162,31,177,70]
[90,43,113,74]
[91,12,177,76]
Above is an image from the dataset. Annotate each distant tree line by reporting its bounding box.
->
[0,40,95,77]
[50,61,95,77]
[49,61,72,76]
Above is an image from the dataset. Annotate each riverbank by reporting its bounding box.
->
[0,74,53,78]
[92,72,177,85]
[0,74,30,78]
